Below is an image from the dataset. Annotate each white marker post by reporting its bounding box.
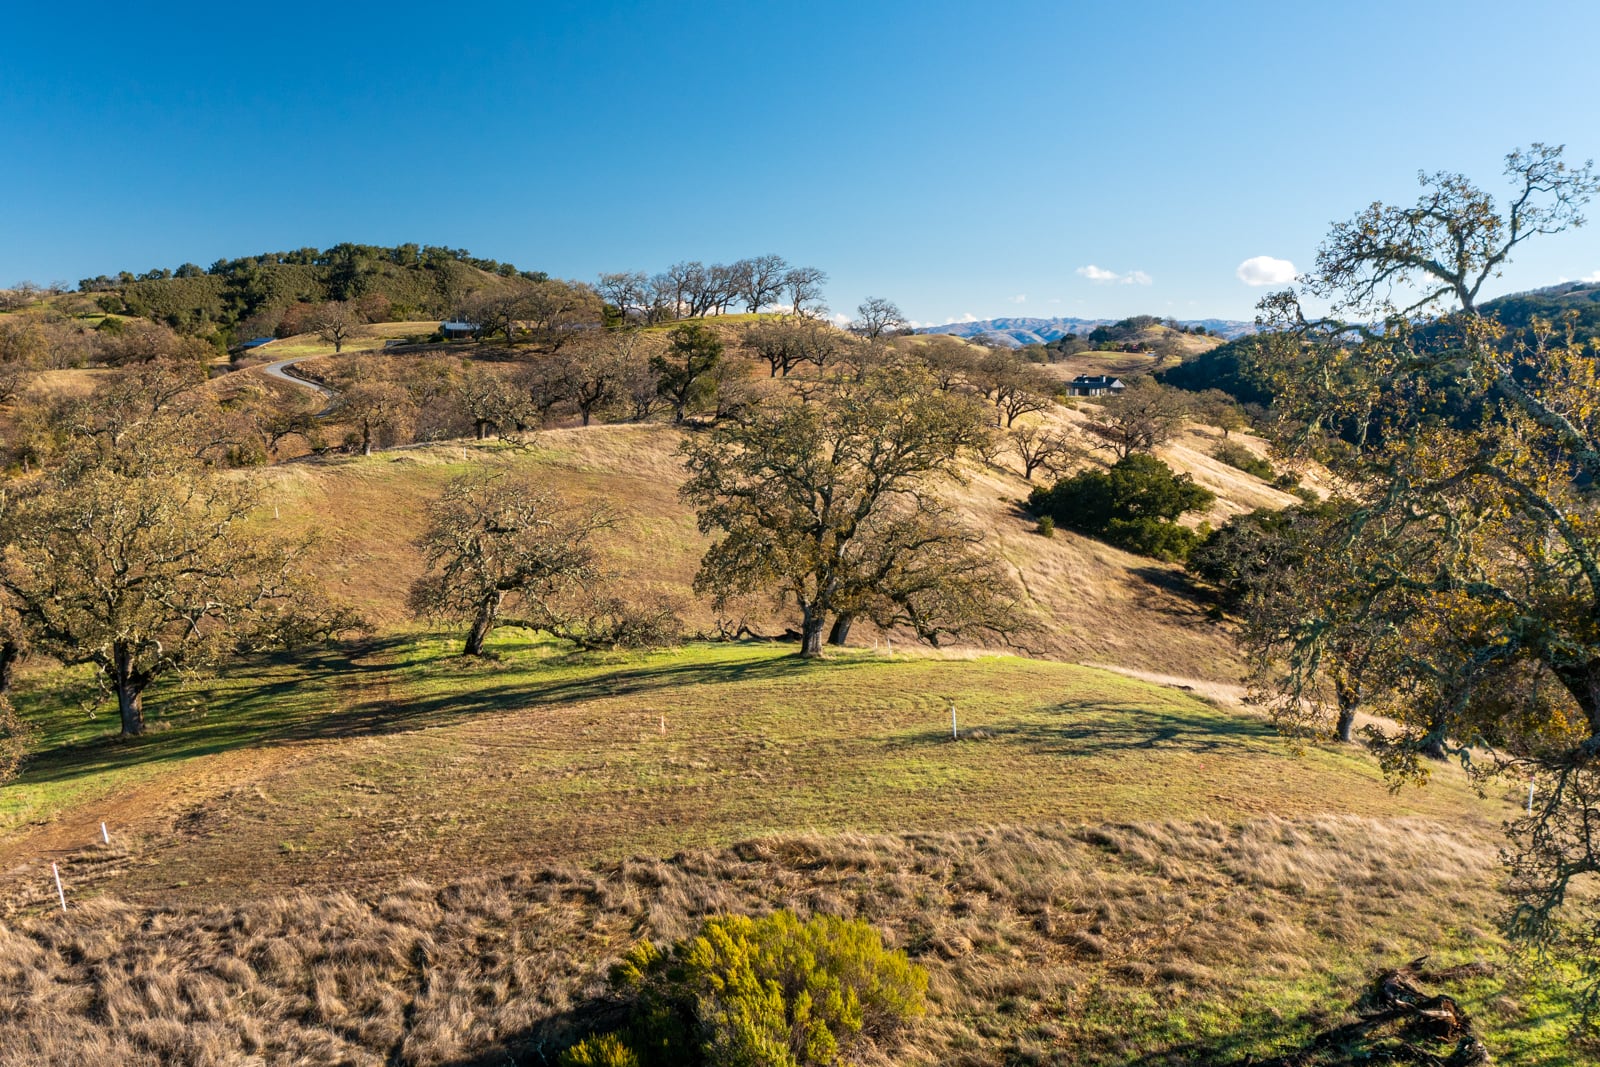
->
[52,863,66,912]
[950,702,958,741]
[100,822,109,845]
[659,714,666,736]
[1528,780,1536,815]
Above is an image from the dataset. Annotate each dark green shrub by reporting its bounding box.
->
[1036,516,1055,538]
[1211,441,1274,480]
[1187,501,1347,608]
[1028,453,1215,562]
[1102,517,1202,561]
[583,910,927,1067]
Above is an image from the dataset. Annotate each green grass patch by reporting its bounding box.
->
[3,636,1505,903]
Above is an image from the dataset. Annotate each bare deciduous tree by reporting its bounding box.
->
[1082,378,1188,459]
[408,475,612,656]
[306,300,365,353]
[1008,423,1078,480]
[850,297,907,342]
[733,254,789,313]
[782,266,828,317]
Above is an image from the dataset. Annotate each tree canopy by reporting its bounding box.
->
[681,364,1019,656]
[1243,144,1600,985]
[408,474,612,656]
[0,447,330,736]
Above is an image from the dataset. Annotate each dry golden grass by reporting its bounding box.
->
[0,816,1567,1066]
[232,411,1287,682]
[249,428,703,631]
[22,366,111,399]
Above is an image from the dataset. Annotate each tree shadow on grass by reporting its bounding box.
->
[265,647,843,746]
[428,996,632,1067]
[893,701,1271,757]
[15,640,864,785]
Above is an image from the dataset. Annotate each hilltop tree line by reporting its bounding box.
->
[596,256,828,323]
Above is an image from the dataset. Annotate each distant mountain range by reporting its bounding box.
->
[916,316,1258,347]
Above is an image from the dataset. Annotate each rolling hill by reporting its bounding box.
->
[918,316,1258,347]
[0,309,1578,1064]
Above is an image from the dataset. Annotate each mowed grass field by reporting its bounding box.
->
[243,319,443,359]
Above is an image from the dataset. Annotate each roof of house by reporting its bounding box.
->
[439,321,479,331]
[1069,375,1124,386]
[237,336,275,349]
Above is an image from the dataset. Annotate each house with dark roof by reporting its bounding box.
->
[1067,375,1126,397]
[439,320,481,340]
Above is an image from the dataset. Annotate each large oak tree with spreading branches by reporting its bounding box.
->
[681,363,1022,656]
[1242,144,1600,998]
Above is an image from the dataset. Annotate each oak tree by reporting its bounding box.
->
[652,321,724,423]
[306,300,365,353]
[849,297,907,342]
[0,445,328,736]
[1245,143,1600,978]
[1081,377,1188,459]
[408,474,611,656]
[681,365,1014,656]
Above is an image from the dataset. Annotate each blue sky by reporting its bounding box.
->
[3,0,1598,325]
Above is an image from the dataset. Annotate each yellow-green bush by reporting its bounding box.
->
[591,910,927,1067]
[561,1032,641,1067]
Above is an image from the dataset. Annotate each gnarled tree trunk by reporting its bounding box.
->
[828,613,854,647]
[0,640,19,695]
[113,643,146,737]
[800,606,826,658]
[464,592,505,656]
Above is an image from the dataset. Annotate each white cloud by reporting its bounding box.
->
[830,311,851,325]
[1010,293,1027,304]
[1077,265,1152,286]
[1236,255,1297,286]
[959,312,978,322]
[1582,270,1600,282]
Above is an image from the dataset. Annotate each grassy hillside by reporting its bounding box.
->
[235,416,1277,680]
[233,320,444,360]
[2,639,1512,907]
[1,636,1566,1063]
[0,339,1570,1064]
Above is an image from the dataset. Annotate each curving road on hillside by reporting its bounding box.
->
[256,355,339,414]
